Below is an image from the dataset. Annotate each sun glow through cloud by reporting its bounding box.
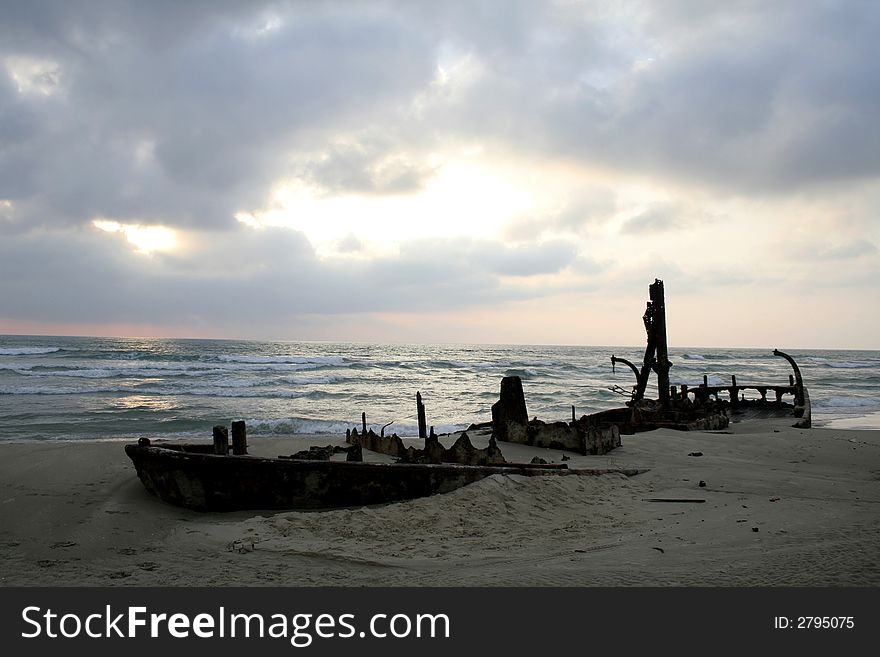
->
[235,154,536,258]
[93,219,177,255]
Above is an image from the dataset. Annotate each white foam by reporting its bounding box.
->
[683,353,706,360]
[0,347,61,355]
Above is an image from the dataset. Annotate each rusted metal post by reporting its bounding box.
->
[774,349,805,407]
[650,279,671,409]
[362,412,367,435]
[634,279,672,408]
[611,355,641,380]
[571,405,576,423]
[416,391,427,439]
[231,420,247,455]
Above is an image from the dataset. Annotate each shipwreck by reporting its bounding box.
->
[125,278,809,512]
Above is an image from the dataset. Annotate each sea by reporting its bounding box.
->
[1,335,878,443]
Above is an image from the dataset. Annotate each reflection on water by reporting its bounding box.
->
[111,395,179,412]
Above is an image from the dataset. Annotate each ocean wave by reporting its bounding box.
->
[244,417,469,438]
[245,417,353,436]
[504,368,538,379]
[216,354,350,366]
[0,384,308,399]
[0,347,61,355]
[279,374,347,386]
[13,365,234,379]
[813,395,880,410]
[682,353,706,360]
[0,385,130,395]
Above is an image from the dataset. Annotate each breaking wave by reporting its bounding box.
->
[0,347,61,356]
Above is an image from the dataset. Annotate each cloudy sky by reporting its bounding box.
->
[1,0,878,348]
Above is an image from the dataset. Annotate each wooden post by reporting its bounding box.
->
[416,391,427,439]
[231,420,247,455]
[362,412,367,435]
[212,425,229,455]
[571,405,576,423]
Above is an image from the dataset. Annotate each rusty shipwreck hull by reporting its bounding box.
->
[125,443,590,512]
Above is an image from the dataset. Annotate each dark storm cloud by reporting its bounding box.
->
[412,0,880,194]
[1,0,436,229]
[1,1,878,334]
[4,0,878,229]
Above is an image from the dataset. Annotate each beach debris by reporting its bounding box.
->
[50,541,77,549]
[530,457,549,465]
[561,454,570,461]
[698,480,706,487]
[643,498,706,503]
[138,437,151,447]
[769,496,780,502]
[279,445,353,461]
[212,425,228,455]
[752,527,759,532]
[108,571,132,579]
[652,547,665,553]
[688,451,703,457]
[362,412,367,435]
[137,562,158,571]
[490,375,621,455]
[231,420,248,455]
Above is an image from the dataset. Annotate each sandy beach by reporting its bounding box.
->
[1,418,878,587]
